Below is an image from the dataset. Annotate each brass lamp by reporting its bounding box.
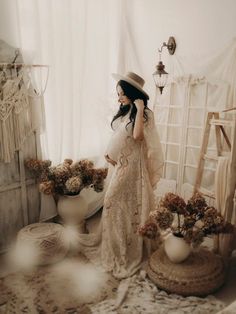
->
[153,36,176,94]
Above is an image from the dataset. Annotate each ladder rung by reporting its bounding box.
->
[209,119,233,126]
[203,154,218,161]
[198,189,215,199]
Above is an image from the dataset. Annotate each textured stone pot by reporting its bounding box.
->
[57,194,88,232]
[164,233,191,263]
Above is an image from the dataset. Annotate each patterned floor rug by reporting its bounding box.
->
[0,256,226,314]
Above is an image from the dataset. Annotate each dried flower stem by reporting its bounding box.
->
[177,213,181,234]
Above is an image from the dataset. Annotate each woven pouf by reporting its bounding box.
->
[147,246,226,296]
[17,223,69,265]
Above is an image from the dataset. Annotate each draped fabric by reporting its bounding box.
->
[15,0,129,164]
[77,108,163,279]
[215,157,233,257]
[14,0,130,221]
[215,157,229,217]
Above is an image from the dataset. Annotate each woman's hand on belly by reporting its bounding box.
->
[104,154,117,167]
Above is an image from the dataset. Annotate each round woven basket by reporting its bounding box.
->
[17,223,69,265]
[147,246,226,296]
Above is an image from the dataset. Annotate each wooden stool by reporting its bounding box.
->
[147,246,226,296]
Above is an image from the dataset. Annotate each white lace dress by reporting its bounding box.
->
[78,108,164,279]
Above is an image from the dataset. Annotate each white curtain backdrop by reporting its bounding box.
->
[15,0,141,165]
[14,0,150,221]
[13,0,236,167]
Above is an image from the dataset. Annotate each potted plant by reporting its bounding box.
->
[25,158,108,230]
[138,192,234,263]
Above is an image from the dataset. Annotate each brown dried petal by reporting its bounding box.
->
[138,222,159,239]
[150,207,173,230]
[65,176,82,194]
[160,193,186,214]
[39,181,55,195]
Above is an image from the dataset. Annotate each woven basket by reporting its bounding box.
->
[147,246,226,296]
[17,223,69,265]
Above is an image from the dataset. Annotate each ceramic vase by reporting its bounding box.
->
[57,194,88,233]
[164,233,191,263]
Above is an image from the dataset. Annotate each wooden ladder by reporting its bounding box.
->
[194,109,234,197]
[194,108,236,254]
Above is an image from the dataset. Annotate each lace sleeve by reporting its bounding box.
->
[143,109,164,189]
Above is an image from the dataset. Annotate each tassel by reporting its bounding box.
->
[0,69,44,163]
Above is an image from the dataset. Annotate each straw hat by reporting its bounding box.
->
[112,71,149,99]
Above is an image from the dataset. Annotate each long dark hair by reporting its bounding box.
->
[111,80,150,130]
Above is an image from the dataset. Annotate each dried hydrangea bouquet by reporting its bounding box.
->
[139,192,233,263]
[25,158,108,230]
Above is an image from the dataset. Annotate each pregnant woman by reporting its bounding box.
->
[79,72,164,279]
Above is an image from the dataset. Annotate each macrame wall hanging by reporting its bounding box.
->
[0,58,48,163]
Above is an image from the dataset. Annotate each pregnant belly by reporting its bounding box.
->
[106,131,127,162]
[106,140,122,162]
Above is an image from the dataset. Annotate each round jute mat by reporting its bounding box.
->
[147,246,226,297]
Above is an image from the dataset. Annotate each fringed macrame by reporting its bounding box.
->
[0,66,45,163]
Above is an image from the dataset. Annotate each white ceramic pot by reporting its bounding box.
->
[164,233,191,263]
[57,194,88,232]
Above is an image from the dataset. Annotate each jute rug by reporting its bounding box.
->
[0,255,226,314]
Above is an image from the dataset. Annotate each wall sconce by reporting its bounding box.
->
[153,36,176,94]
